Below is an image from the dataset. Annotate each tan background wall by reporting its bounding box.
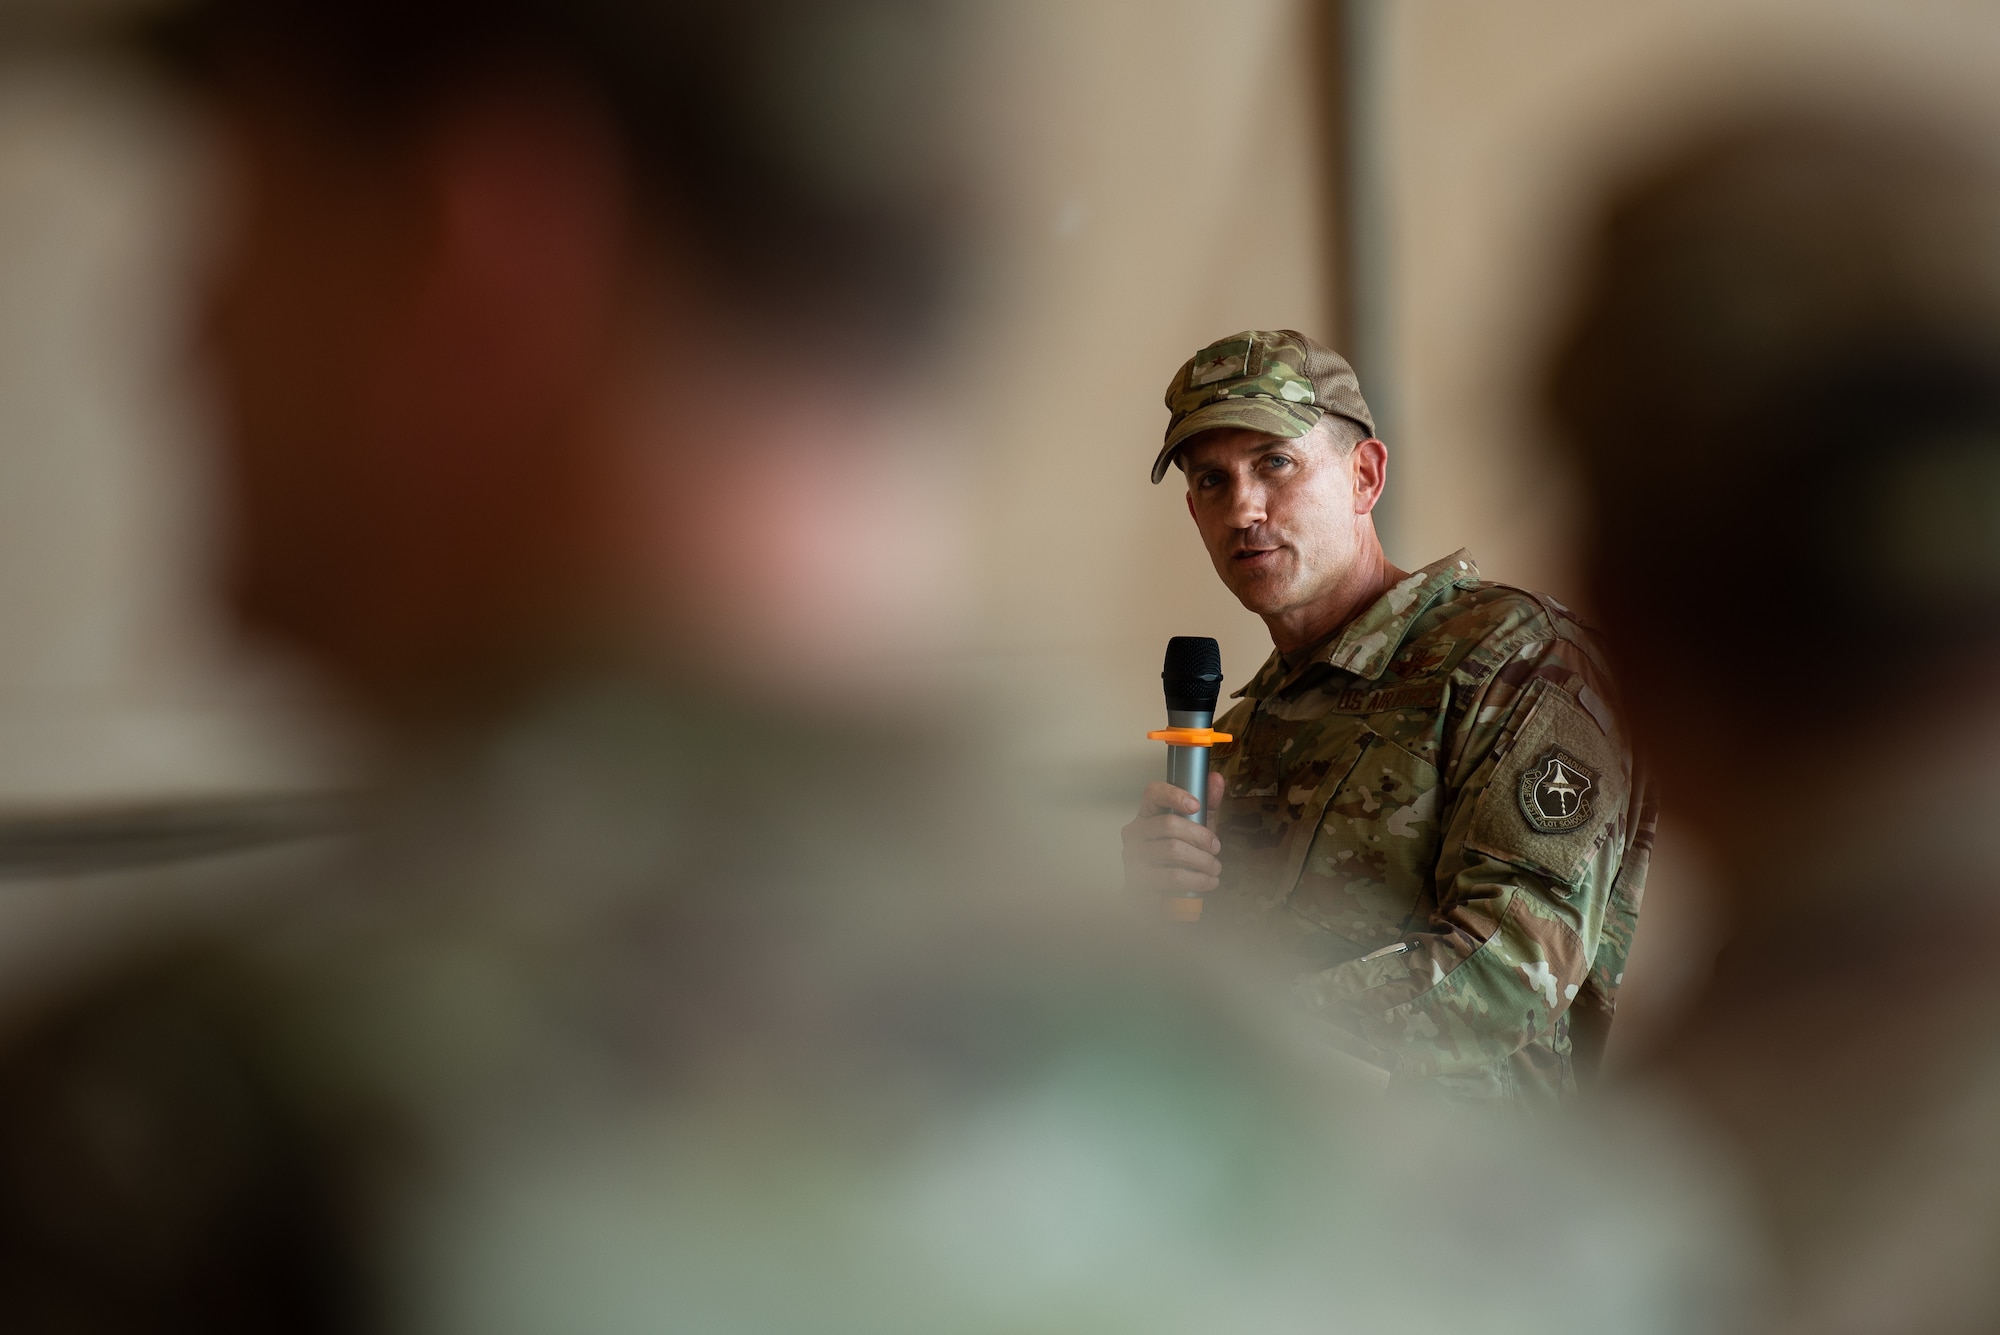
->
[958,0,1334,864]
[0,59,342,809]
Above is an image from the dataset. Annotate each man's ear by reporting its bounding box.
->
[1352,438,1389,514]
[1186,492,1197,522]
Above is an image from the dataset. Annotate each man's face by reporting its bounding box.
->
[197,75,961,714]
[1179,421,1372,619]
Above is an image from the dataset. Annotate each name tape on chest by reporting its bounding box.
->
[1323,681,1448,715]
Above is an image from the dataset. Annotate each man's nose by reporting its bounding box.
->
[1224,479,1267,529]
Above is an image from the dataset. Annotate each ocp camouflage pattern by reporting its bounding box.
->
[1203,551,1653,1105]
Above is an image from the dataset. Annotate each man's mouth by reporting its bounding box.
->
[1232,546,1281,568]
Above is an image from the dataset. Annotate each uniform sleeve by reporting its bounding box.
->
[1291,633,1636,1087]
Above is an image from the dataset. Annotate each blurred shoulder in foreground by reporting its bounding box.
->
[0,680,1746,1332]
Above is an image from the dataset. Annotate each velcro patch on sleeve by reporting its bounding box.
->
[1465,684,1622,886]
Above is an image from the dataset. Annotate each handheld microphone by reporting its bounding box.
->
[1147,636,1230,923]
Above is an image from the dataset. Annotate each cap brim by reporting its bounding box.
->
[1150,399,1321,483]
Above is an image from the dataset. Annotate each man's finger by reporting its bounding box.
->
[1207,770,1225,812]
[1135,781,1200,819]
[1121,812,1221,855]
[1134,836,1221,878]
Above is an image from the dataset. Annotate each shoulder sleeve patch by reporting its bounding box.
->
[1465,683,1624,886]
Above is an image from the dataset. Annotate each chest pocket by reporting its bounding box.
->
[1212,721,1370,913]
[1286,734,1443,953]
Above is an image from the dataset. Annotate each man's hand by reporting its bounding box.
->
[1121,772,1226,897]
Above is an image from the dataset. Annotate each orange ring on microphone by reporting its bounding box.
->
[1145,727,1233,746]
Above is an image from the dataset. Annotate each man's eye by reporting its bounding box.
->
[1266,454,1294,469]
[1198,473,1224,489]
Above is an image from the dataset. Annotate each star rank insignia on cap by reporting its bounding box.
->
[1518,749,1596,833]
[1188,336,1260,387]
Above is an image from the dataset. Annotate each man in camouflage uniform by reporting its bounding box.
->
[1123,330,1653,1104]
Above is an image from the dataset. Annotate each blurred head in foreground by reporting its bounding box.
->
[157,0,963,721]
[1549,111,2000,886]
[1547,111,2000,1326]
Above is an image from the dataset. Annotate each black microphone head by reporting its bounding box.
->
[1162,636,1223,713]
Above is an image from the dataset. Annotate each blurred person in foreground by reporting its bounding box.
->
[1121,331,1652,1106]
[0,2,1731,1332]
[1549,111,2000,1332]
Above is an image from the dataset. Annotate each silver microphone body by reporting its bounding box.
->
[1166,708,1214,825]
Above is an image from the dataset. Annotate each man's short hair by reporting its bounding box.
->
[146,0,961,340]
[1320,414,1373,455]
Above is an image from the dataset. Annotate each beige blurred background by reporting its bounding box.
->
[9,0,2000,1054]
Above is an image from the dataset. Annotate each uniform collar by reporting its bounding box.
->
[1233,550,1479,699]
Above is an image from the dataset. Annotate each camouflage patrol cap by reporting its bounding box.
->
[1153,329,1375,483]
